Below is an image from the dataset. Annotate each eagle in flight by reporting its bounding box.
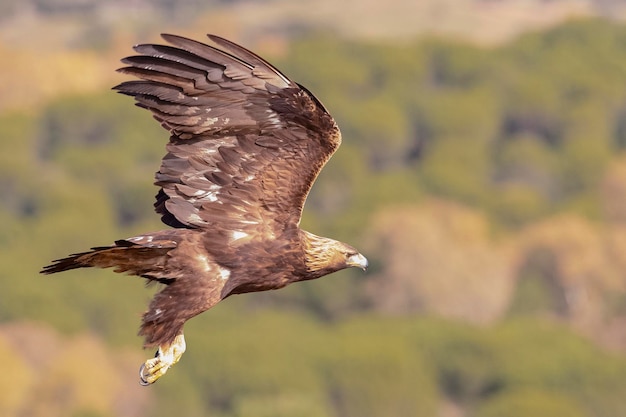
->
[41,34,368,385]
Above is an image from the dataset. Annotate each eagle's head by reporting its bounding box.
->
[301,231,368,278]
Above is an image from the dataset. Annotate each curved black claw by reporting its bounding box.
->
[139,363,152,386]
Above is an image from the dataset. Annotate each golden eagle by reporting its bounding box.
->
[41,34,368,385]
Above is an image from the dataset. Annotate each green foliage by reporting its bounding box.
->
[4,17,626,417]
[474,388,586,417]
[284,19,626,229]
[493,319,626,413]
[148,312,441,417]
[419,136,490,204]
[135,311,626,417]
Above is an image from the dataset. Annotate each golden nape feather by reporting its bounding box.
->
[301,230,368,278]
[41,33,367,385]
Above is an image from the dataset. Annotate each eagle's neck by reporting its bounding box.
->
[300,230,348,278]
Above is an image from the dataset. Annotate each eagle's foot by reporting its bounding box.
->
[139,334,186,385]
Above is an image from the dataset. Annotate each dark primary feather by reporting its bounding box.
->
[114,33,342,242]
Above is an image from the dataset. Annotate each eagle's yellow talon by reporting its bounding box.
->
[138,334,186,386]
[139,362,153,386]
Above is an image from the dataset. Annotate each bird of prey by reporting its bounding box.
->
[41,33,368,385]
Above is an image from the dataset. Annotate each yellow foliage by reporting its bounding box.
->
[0,322,150,417]
[0,337,33,417]
[0,44,113,112]
[601,156,626,223]
[516,214,626,343]
[365,196,626,343]
[365,200,516,323]
[42,334,119,415]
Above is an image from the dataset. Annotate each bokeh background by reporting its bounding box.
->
[3,0,626,416]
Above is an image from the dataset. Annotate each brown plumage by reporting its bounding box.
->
[41,34,368,384]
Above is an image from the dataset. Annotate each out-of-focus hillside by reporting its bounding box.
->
[3,2,626,417]
[1,0,624,112]
[0,322,150,417]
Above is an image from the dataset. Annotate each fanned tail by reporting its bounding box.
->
[41,239,172,281]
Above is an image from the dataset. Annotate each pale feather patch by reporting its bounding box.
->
[231,231,248,241]
[128,235,153,244]
[205,191,218,202]
[201,148,217,156]
[265,109,281,125]
[196,254,212,272]
[204,117,219,126]
[218,266,231,280]
[188,212,206,224]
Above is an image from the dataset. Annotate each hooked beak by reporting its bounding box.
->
[347,253,368,271]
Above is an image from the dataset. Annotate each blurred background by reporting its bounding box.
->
[2,0,626,416]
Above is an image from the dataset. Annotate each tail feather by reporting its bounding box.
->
[40,240,172,280]
[40,249,98,274]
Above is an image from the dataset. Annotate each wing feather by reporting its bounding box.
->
[114,34,342,242]
[206,34,292,86]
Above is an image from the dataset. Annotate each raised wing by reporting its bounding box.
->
[114,34,341,242]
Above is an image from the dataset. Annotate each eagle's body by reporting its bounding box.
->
[41,34,367,384]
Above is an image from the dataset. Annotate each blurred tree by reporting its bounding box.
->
[601,156,626,223]
[514,215,626,328]
[364,201,516,323]
[491,319,626,416]
[0,322,150,417]
[0,337,33,417]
